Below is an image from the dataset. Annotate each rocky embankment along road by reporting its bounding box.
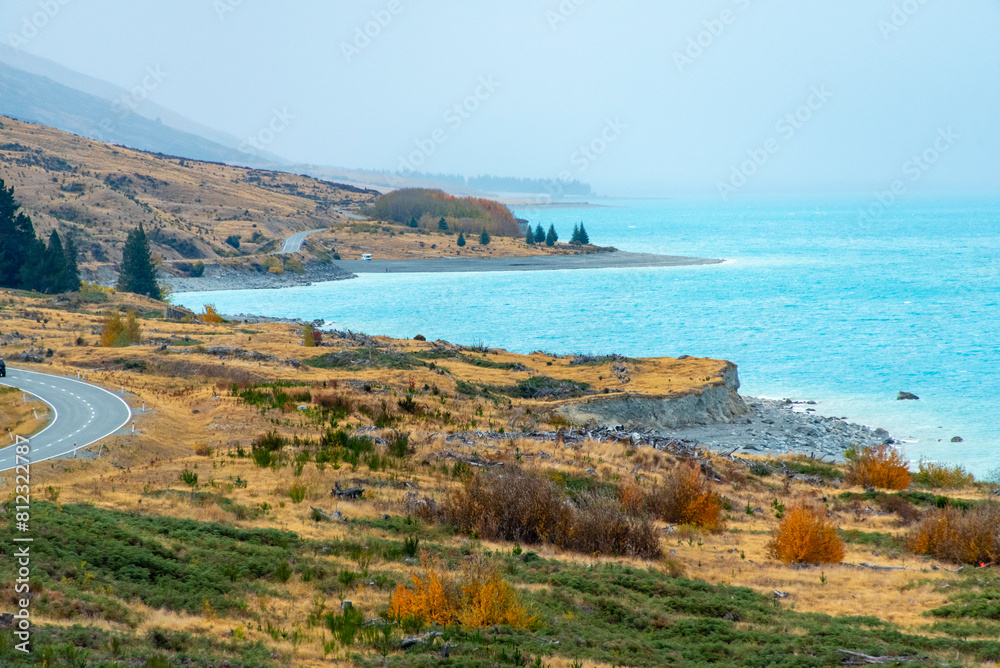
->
[164,261,354,293]
[671,398,893,462]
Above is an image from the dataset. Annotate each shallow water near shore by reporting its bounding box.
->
[176,197,1000,475]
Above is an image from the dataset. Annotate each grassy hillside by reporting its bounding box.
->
[0,115,377,267]
[1,289,999,666]
[0,117,607,275]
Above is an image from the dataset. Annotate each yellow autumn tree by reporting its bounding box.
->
[767,502,845,565]
[390,554,535,629]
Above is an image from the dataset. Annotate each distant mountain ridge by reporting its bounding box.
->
[0,48,285,168]
[0,48,596,199]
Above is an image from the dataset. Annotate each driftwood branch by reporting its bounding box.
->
[857,562,907,571]
[439,451,503,468]
[332,482,364,499]
[837,649,922,664]
[310,506,343,521]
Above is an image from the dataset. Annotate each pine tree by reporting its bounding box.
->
[41,230,69,293]
[479,230,490,245]
[63,235,82,291]
[409,217,418,228]
[457,232,466,247]
[545,224,558,247]
[0,179,39,289]
[117,222,161,299]
[17,235,46,292]
[534,224,545,243]
[578,223,590,245]
[438,217,448,231]
[525,226,535,245]
[570,223,581,245]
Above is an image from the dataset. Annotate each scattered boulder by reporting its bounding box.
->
[897,391,920,401]
[951,436,964,443]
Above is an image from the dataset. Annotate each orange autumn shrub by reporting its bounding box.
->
[906,506,1000,565]
[618,482,646,515]
[844,443,911,490]
[457,557,536,629]
[389,554,459,626]
[767,502,845,564]
[199,304,225,324]
[648,460,724,530]
[390,554,535,629]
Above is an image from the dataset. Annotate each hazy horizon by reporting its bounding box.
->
[2,0,998,198]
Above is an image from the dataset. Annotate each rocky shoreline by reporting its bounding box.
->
[164,262,355,293]
[667,397,893,462]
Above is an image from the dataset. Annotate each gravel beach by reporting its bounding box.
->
[167,250,721,293]
[672,397,893,462]
[336,250,722,274]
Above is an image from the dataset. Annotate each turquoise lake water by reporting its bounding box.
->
[176,198,1000,475]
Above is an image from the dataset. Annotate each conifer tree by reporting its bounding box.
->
[41,230,69,293]
[570,223,581,245]
[0,179,40,289]
[117,222,161,299]
[525,226,535,244]
[457,232,466,247]
[533,224,544,243]
[17,234,46,292]
[409,217,418,228]
[578,223,590,245]
[479,230,490,245]
[438,217,448,231]
[63,235,82,291]
[545,224,558,247]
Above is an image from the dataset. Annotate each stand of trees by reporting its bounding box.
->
[368,189,521,237]
[0,179,81,293]
[570,223,590,245]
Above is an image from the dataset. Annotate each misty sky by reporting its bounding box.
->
[2,0,998,197]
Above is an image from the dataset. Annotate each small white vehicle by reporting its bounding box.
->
[361,254,372,261]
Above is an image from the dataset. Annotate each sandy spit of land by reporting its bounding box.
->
[169,251,722,293]
[332,250,721,274]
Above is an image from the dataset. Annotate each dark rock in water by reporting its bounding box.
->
[897,391,920,401]
[951,436,964,443]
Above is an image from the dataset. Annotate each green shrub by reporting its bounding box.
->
[913,459,975,489]
[288,485,307,503]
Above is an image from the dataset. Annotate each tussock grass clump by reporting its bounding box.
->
[390,555,536,629]
[767,502,845,564]
[358,400,398,428]
[440,468,660,558]
[647,460,725,531]
[844,443,911,490]
[907,505,1000,565]
[312,392,353,419]
[913,459,975,489]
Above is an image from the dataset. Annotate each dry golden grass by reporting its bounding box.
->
[0,286,993,663]
[0,115,616,276]
[0,385,50,438]
[0,115,374,266]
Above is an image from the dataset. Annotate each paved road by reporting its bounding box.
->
[275,229,323,254]
[334,250,723,274]
[0,367,132,472]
